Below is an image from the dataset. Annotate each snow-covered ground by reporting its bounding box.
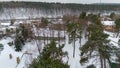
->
[104,31,120,48]
[63,34,86,68]
[0,37,40,68]
[0,20,120,68]
[0,37,24,68]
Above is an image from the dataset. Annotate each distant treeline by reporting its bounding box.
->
[0,2,120,12]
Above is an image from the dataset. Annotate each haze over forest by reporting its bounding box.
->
[0,1,120,19]
[0,0,120,4]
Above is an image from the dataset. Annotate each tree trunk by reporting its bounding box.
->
[64,23,66,44]
[79,38,81,48]
[116,32,119,38]
[58,30,60,45]
[79,32,82,48]
[87,31,90,39]
[100,54,103,68]
[43,31,45,45]
[73,40,75,58]
[107,58,112,68]
[35,28,41,55]
[104,58,106,68]
[37,43,41,55]
[116,29,119,38]
[73,33,76,58]
[47,30,48,44]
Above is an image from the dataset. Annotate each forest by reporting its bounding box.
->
[0,2,120,12]
[0,1,120,68]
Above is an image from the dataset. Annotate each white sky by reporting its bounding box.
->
[0,0,120,4]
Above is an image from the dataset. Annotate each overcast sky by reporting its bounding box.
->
[0,0,120,4]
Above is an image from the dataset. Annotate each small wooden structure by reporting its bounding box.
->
[101,21,116,32]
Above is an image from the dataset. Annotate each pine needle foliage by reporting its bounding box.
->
[29,40,69,68]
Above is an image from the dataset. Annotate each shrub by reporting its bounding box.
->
[14,36,24,51]
[9,54,12,59]
[0,44,4,51]
[6,28,10,36]
[8,42,13,46]
[86,64,96,68]
[10,19,15,25]
[110,12,115,19]
[79,12,86,19]
[80,57,88,64]
[16,57,20,64]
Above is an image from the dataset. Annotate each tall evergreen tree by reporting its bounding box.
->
[115,19,120,37]
[79,12,86,19]
[80,25,113,68]
[66,21,82,58]
[14,24,28,52]
[41,17,49,28]
[29,40,69,68]
[110,12,115,20]
[14,28,25,51]
[19,23,31,41]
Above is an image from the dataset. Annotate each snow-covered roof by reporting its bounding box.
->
[1,23,11,26]
[14,21,24,25]
[8,26,16,29]
[101,21,115,26]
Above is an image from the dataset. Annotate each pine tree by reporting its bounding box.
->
[41,17,49,28]
[14,23,32,52]
[115,19,120,37]
[87,64,96,68]
[110,12,115,20]
[0,44,4,53]
[20,24,29,41]
[14,35,24,51]
[79,12,86,19]
[80,25,113,68]
[29,40,69,68]
[14,28,25,51]
[66,21,82,58]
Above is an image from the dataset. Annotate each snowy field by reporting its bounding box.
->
[0,20,119,68]
[0,37,24,68]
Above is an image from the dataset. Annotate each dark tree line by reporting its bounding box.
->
[0,2,120,12]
